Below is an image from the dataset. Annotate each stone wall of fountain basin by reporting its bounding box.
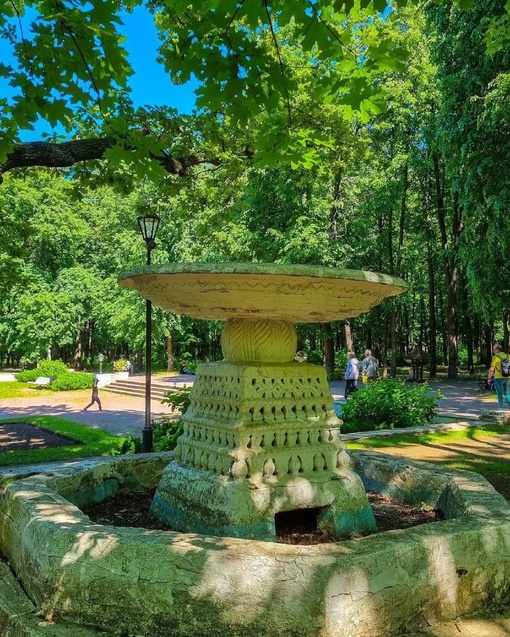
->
[1,451,510,637]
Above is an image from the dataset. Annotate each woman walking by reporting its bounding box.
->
[83,377,103,412]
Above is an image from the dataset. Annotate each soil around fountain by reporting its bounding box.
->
[81,489,443,543]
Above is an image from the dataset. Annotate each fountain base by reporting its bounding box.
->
[151,359,376,539]
[151,460,375,540]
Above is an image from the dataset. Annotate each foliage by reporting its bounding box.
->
[49,373,94,392]
[153,418,184,453]
[113,359,129,372]
[15,359,68,382]
[161,387,192,415]
[341,379,442,433]
[37,359,69,377]
[0,416,131,467]
[15,369,40,383]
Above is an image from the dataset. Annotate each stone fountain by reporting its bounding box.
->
[2,263,510,637]
[119,262,406,540]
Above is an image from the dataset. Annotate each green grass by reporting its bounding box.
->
[346,424,510,476]
[0,415,131,467]
[0,382,40,399]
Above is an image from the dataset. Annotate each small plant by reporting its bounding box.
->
[341,379,442,434]
[161,386,192,414]
[113,358,128,372]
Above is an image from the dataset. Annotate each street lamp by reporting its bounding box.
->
[137,213,160,453]
[98,352,104,374]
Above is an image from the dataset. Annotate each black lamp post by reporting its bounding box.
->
[137,213,160,453]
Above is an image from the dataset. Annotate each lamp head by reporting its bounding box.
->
[137,214,160,249]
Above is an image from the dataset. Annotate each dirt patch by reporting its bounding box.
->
[81,490,443,543]
[0,422,78,453]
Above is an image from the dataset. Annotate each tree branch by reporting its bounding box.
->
[0,138,246,183]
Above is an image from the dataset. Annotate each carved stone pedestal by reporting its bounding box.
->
[151,319,376,540]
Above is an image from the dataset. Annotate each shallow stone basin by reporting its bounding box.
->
[1,451,510,637]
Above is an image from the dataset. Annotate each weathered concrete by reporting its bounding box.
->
[155,360,375,539]
[1,452,510,637]
[118,262,407,322]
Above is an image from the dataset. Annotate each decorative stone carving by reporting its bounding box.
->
[119,263,407,540]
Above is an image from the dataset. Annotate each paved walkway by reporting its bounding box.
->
[0,385,176,438]
[0,375,499,439]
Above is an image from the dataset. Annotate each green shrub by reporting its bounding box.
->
[15,369,40,382]
[49,373,94,391]
[341,379,442,433]
[153,418,184,452]
[16,360,69,383]
[38,360,69,377]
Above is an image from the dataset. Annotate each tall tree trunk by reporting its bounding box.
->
[446,264,459,379]
[426,222,437,378]
[503,311,510,354]
[73,324,82,370]
[344,321,353,352]
[390,307,398,378]
[321,323,335,373]
[167,331,174,372]
[329,169,342,241]
[434,153,461,380]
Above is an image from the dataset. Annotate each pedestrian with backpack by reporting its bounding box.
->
[488,344,510,410]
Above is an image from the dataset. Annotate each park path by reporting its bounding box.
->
[0,382,176,437]
[0,375,499,439]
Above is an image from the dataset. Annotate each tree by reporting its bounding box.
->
[0,0,412,182]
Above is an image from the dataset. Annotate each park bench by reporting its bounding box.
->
[28,376,56,388]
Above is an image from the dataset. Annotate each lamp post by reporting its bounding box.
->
[98,352,104,375]
[137,213,160,453]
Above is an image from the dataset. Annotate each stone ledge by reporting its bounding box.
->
[340,419,495,441]
[1,452,510,637]
[0,559,109,637]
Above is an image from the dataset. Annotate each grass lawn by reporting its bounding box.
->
[346,424,510,476]
[0,415,131,467]
[0,381,42,400]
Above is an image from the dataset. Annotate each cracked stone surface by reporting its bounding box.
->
[1,452,510,637]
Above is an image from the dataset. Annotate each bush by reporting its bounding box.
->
[38,360,69,377]
[49,373,94,391]
[341,379,442,434]
[15,369,40,382]
[16,359,69,383]
[153,418,184,452]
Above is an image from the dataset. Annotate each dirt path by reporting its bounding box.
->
[370,432,510,465]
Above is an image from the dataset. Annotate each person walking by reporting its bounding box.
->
[344,351,359,399]
[488,344,510,411]
[361,349,378,384]
[83,377,103,412]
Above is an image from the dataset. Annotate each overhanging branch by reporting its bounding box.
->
[0,138,225,183]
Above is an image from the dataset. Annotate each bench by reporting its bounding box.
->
[28,376,56,387]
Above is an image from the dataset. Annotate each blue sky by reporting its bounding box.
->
[0,6,198,141]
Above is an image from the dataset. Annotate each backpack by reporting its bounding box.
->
[499,354,510,378]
